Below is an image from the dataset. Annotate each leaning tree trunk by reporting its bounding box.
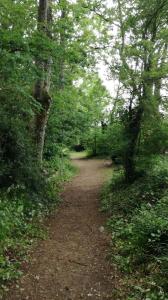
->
[34,0,52,163]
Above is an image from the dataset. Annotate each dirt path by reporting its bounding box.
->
[5,158,116,300]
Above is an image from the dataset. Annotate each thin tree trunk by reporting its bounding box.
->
[94,130,97,156]
[34,0,52,163]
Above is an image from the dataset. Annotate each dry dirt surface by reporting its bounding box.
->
[5,158,117,300]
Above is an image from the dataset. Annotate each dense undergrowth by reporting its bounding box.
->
[101,155,168,300]
[0,154,75,296]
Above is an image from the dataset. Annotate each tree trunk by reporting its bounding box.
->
[123,106,143,183]
[34,0,52,163]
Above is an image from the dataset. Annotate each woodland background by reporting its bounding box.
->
[0,0,168,299]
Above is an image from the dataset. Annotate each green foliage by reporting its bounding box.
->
[141,119,168,156]
[84,121,126,159]
[112,196,168,300]
[44,154,77,183]
[102,158,168,216]
[0,0,39,189]
[0,95,38,189]
[0,193,43,287]
[102,0,168,182]
[0,153,75,294]
[0,0,106,292]
[45,73,110,159]
[101,156,168,299]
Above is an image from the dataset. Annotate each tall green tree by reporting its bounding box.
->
[105,0,168,182]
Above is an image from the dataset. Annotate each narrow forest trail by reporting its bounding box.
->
[5,157,117,300]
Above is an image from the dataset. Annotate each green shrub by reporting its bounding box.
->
[0,154,75,294]
[0,194,39,287]
[111,195,168,265]
[101,161,168,217]
[102,156,168,299]
[84,122,126,159]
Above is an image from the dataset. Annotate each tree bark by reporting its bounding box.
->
[34,0,52,163]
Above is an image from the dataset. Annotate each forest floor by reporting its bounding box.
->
[5,156,118,300]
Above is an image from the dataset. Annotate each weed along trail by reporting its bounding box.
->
[5,158,116,300]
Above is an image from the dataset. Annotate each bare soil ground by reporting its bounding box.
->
[5,157,117,300]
